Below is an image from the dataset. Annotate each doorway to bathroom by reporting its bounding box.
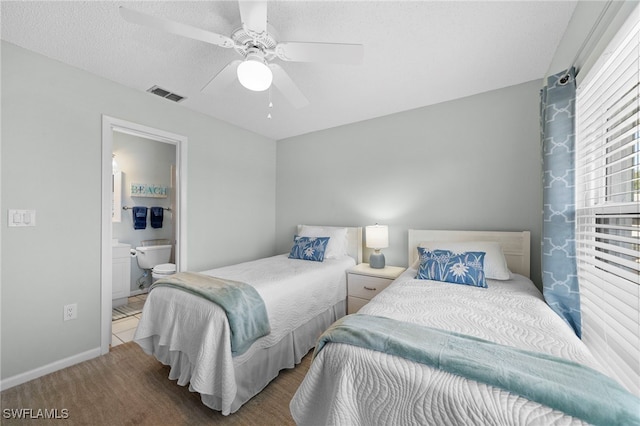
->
[101,116,187,355]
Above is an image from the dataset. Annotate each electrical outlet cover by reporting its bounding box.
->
[63,303,77,321]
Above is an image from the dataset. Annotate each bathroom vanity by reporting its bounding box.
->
[112,242,131,308]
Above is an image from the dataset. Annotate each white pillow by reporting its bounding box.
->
[417,241,511,280]
[299,225,348,259]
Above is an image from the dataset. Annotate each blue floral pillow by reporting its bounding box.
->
[416,247,487,288]
[288,236,330,262]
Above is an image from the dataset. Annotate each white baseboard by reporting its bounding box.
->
[129,288,149,297]
[0,347,101,391]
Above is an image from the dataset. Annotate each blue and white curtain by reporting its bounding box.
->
[540,68,581,338]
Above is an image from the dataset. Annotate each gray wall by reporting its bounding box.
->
[1,41,276,380]
[276,80,543,287]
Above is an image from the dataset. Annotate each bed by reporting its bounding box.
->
[133,225,362,415]
[290,230,638,425]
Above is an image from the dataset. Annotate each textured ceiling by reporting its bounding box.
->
[1,1,577,140]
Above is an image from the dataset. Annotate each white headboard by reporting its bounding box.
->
[408,229,531,278]
[297,225,363,264]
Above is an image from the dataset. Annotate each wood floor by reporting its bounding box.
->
[1,342,312,425]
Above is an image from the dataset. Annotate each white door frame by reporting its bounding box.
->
[101,115,188,354]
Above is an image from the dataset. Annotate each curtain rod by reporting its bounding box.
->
[560,0,613,85]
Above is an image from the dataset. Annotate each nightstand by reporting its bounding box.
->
[347,263,406,314]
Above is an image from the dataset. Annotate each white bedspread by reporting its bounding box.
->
[291,269,609,425]
[134,254,354,415]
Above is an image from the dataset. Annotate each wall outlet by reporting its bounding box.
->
[63,303,77,321]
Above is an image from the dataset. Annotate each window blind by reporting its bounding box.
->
[575,5,639,396]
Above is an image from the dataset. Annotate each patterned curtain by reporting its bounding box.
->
[540,68,581,338]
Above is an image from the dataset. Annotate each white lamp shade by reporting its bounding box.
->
[366,225,389,249]
[237,55,273,92]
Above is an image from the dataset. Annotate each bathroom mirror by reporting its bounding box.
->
[112,171,122,222]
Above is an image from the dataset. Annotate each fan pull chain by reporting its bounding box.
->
[267,89,273,119]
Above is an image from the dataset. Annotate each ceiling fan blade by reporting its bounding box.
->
[238,1,268,34]
[275,42,364,64]
[201,60,242,95]
[269,63,309,109]
[119,6,235,49]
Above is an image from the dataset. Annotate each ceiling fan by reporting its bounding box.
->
[119,2,364,109]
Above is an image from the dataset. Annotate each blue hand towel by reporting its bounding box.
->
[150,207,164,229]
[132,206,147,230]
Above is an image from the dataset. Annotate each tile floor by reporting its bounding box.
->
[111,294,147,347]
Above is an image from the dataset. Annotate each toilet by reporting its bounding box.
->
[151,263,177,281]
[133,244,176,283]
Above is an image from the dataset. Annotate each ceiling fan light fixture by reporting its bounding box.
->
[237,52,273,92]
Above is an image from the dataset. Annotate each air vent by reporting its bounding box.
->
[147,86,186,103]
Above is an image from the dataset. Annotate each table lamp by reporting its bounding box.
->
[366,224,389,269]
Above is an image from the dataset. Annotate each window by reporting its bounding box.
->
[575,6,639,396]
[595,215,639,278]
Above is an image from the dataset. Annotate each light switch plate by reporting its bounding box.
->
[8,209,36,227]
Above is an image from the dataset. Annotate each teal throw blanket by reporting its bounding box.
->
[151,272,270,356]
[315,314,640,426]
